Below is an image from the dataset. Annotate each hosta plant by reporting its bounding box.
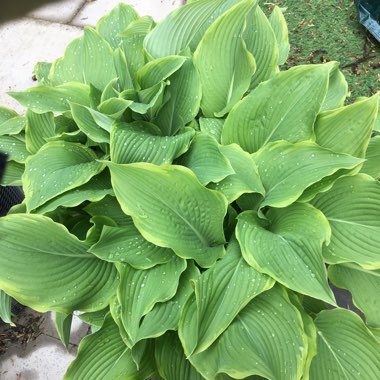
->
[1,0,380,378]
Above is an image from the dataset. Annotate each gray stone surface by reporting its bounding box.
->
[72,0,185,26]
[0,333,77,380]
[27,0,86,24]
[0,18,82,113]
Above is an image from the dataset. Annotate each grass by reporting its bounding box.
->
[260,0,380,99]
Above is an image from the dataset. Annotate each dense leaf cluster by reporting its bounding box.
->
[0,0,380,378]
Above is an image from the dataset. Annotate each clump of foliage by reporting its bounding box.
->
[0,0,380,378]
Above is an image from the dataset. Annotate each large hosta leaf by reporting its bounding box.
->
[25,110,55,154]
[187,286,308,380]
[221,63,335,153]
[0,214,118,313]
[82,27,117,91]
[252,141,362,209]
[237,203,335,304]
[116,256,186,345]
[136,262,199,342]
[96,3,139,49]
[23,141,104,211]
[244,5,279,89]
[70,102,111,143]
[107,162,227,267]
[64,314,154,380]
[0,115,26,136]
[144,0,241,58]
[153,57,202,136]
[89,223,176,269]
[311,174,380,269]
[136,55,186,89]
[179,239,274,355]
[179,132,234,185]
[209,143,265,203]
[0,136,29,163]
[315,94,378,158]
[1,161,24,186]
[361,136,380,179]
[9,82,91,114]
[35,171,114,214]
[110,121,194,165]
[155,332,204,380]
[309,309,380,379]
[321,65,349,111]
[194,0,256,117]
[328,264,380,328]
[269,6,290,65]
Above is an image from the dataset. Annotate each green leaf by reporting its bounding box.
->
[136,262,199,342]
[96,3,139,49]
[153,57,201,136]
[127,82,167,116]
[25,110,56,154]
[64,314,154,380]
[0,105,18,123]
[49,37,84,85]
[82,27,117,90]
[0,214,119,313]
[269,6,290,65]
[35,171,114,214]
[155,332,204,380]
[328,264,380,328]
[361,136,380,179]
[110,121,194,165]
[315,94,378,158]
[179,239,274,355]
[237,203,335,304]
[121,17,155,86]
[0,290,13,325]
[89,223,176,269]
[0,136,29,163]
[244,5,279,89]
[209,143,265,203]
[0,116,26,136]
[321,65,349,111]
[199,117,224,143]
[144,0,241,58]
[54,312,73,350]
[70,102,111,143]
[311,174,380,269]
[136,55,186,89]
[107,162,227,267]
[310,309,380,379]
[179,132,235,185]
[78,307,108,328]
[84,195,131,227]
[222,63,335,153]
[113,48,133,90]
[253,140,362,209]
[23,141,104,211]
[194,0,256,117]
[33,61,52,84]
[116,256,186,345]
[97,98,133,119]
[1,161,24,186]
[187,286,308,380]
[9,82,91,114]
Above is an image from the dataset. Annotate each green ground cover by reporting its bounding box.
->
[260,0,380,99]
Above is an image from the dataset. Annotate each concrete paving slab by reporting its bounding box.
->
[0,333,77,380]
[72,0,185,26]
[0,18,82,114]
[27,0,86,24]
